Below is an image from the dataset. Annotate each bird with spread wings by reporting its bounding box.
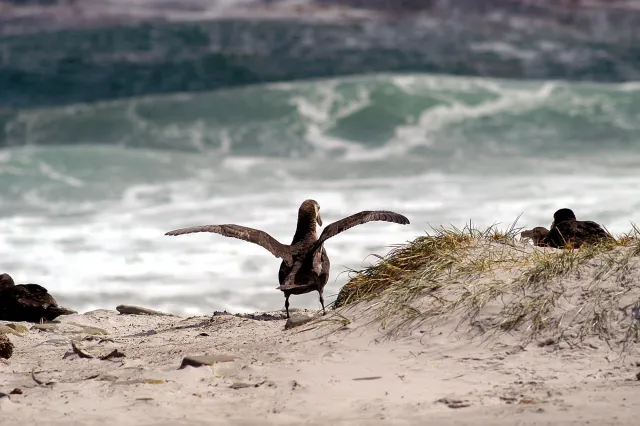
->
[165,200,410,317]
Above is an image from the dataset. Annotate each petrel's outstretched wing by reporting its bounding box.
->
[165,224,292,264]
[306,210,410,256]
[319,211,409,244]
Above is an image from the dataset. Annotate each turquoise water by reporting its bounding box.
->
[1,73,639,315]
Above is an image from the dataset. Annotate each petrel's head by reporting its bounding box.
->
[0,273,15,289]
[521,227,549,244]
[552,208,577,227]
[299,199,322,227]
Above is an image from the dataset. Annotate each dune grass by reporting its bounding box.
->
[335,219,640,348]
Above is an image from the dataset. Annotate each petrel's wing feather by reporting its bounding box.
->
[317,211,410,245]
[305,210,410,257]
[165,224,292,264]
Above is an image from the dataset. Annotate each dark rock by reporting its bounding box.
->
[9,388,22,395]
[179,354,236,369]
[116,305,174,316]
[284,314,313,330]
[0,334,13,359]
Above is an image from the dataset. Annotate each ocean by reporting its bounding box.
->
[2,3,640,315]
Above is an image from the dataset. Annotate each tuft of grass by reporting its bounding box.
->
[335,218,523,309]
[334,218,640,349]
[335,228,469,308]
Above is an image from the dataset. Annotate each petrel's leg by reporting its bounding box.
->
[284,294,291,319]
[319,291,326,315]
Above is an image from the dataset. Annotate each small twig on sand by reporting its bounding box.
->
[31,368,44,386]
[30,369,56,387]
[71,341,94,359]
[99,349,125,361]
[443,374,466,381]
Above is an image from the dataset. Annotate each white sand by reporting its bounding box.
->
[2,243,640,425]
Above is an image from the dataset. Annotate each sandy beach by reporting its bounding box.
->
[2,237,639,426]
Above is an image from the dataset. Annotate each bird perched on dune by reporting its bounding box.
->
[524,208,614,249]
[165,199,410,318]
[542,208,613,249]
[0,273,76,322]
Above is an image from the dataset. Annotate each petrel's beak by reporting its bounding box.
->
[316,212,323,227]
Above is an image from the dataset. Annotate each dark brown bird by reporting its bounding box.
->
[0,273,76,322]
[165,199,410,318]
[520,226,550,247]
[541,208,614,249]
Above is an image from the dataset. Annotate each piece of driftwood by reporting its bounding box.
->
[179,354,236,369]
[116,305,174,316]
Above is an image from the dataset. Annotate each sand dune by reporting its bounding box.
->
[1,237,639,425]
